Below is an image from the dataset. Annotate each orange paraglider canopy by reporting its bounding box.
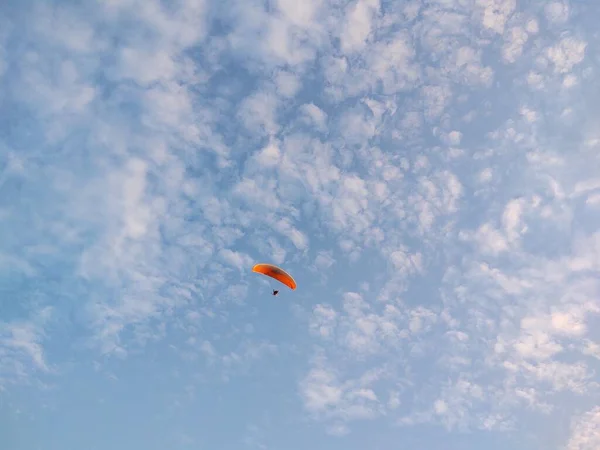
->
[252,263,297,290]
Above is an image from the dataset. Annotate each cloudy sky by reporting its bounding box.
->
[1,0,600,449]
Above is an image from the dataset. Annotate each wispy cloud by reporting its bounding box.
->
[0,307,52,389]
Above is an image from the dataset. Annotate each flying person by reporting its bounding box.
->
[252,263,296,296]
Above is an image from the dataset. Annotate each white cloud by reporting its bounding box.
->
[254,140,282,168]
[272,217,309,250]
[526,19,539,33]
[340,0,380,53]
[502,26,528,63]
[273,69,302,98]
[300,103,328,131]
[546,37,587,74]
[478,168,493,183]
[567,407,600,450]
[300,352,385,425]
[233,177,281,210]
[314,251,335,270]
[478,0,516,34]
[275,0,323,28]
[239,90,280,136]
[545,2,570,24]
[502,198,526,242]
[447,131,462,146]
[219,249,254,271]
[117,48,179,86]
[310,304,337,338]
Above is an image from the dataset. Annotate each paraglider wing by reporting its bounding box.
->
[252,263,297,290]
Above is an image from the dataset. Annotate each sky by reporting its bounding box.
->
[1,0,600,449]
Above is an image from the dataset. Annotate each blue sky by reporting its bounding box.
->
[1,0,600,448]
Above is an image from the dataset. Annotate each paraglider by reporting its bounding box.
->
[252,263,297,294]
